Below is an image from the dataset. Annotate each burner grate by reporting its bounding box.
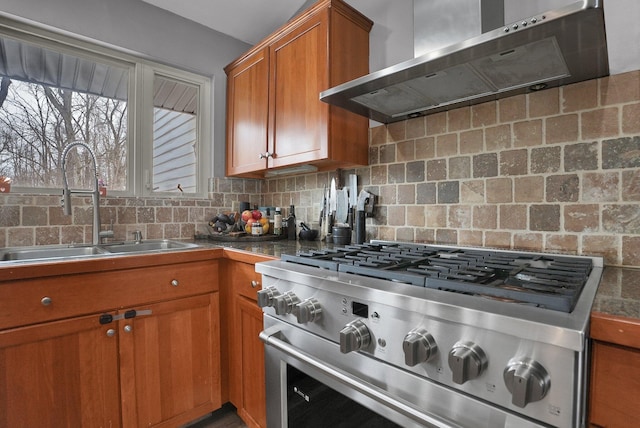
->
[281,244,593,312]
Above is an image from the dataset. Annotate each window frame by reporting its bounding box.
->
[0,16,212,198]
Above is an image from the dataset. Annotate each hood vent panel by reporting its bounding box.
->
[321,0,608,123]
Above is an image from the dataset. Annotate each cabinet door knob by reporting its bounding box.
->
[171,279,179,287]
[41,296,52,306]
[106,329,116,337]
[251,280,260,288]
[258,151,273,159]
[123,324,133,333]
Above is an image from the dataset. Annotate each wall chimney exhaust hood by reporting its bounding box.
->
[320,0,609,124]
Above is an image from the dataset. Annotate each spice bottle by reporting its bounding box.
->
[274,207,282,236]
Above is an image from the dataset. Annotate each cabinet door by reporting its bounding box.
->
[268,11,329,168]
[226,259,266,428]
[589,341,640,428]
[0,315,121,428]
[119,294,221,428]
[226,48,270,176]
[236,295,266,428]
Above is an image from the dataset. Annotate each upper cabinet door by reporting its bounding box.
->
[225,48,270,177]
[268,13,329,169]
[224,0,372,178]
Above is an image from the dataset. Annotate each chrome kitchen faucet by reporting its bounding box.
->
[61,141,112,245]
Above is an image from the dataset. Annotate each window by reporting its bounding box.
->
[151,76,199,193]
[0,19,211,197]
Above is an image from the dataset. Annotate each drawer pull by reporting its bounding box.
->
[99,309,152,325]
[41,296,52,306]
[106,329,116,337]
[251,280,260,288]
[171,279,179,287]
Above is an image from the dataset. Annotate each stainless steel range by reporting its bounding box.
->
[256,242,603,428]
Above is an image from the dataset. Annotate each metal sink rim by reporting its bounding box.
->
[0,240,200,264]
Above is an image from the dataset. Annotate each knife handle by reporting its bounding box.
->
[355,211,366,244]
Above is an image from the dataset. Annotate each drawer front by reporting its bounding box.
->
[229,261,262,301]
[0,260,218,330]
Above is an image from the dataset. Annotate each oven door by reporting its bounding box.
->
[261,315,546,428]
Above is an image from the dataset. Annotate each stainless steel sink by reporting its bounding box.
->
[0,240,199,263]
[102,240,199,254]
[1,245,109,261]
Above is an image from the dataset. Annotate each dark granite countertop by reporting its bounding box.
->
[195,236,332,258]
[592,266,640,320]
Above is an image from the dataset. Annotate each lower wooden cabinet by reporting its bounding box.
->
[234,294,266,427]
[0,253,221,428]
[120,293,221,428]
[589,312,640,428]
[225,256,270,428]
[589,341,640,428]
[0,314,121,427]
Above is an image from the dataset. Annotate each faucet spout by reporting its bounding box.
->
[61,142,101,246]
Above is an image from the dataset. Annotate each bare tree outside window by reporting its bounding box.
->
[0,79,127,190]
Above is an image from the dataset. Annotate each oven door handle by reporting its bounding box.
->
[260,327,463,428]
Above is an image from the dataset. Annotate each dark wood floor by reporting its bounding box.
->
[184,404,248,428]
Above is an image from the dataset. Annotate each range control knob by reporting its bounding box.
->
[296,298,322,324]
[273,291,300,315]
[339,320,371,354]
[448,341,488,384]
[402,328,437,366]
[256,286,281,308]
[503,358,550,408]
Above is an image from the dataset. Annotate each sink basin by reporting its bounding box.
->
[1,245,108,261]
[102,240,199,254]
[0,240,199,263]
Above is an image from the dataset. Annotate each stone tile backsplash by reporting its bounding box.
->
[0,178,263,249]
[1,70,639,267]
[261,70,640,267]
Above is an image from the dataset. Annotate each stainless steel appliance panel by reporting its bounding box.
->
[262,315,546,428]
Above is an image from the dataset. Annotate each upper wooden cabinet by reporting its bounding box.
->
[225,0,373,178]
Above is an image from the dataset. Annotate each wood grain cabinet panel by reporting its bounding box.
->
[225,0,372,178]
[589,313,640,428]
[0,260,218,331]
[590,342,640,428]
[235,295,266,428]
[225,257,268,428]
[225,48,270,176]
[269,14,328,169]
[0,314,121,428]
[0,256,221,428]
[120,294,221,428]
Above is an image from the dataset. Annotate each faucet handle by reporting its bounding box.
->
[61,189,72,215]
[132,230,143,243]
